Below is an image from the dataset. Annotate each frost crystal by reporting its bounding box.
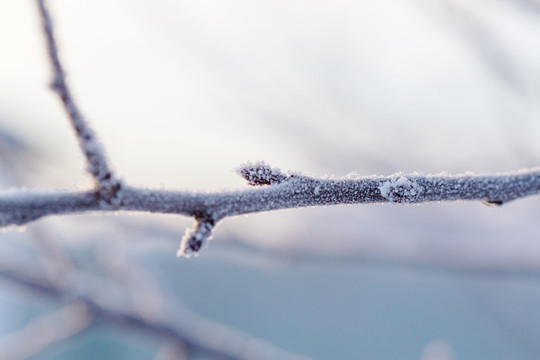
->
[237,161,289,186]
[379,176,421,203]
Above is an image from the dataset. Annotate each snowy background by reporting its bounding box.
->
[1,0,540,359]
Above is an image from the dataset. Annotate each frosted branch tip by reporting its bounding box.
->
[237,161,290,186]
[177,219,215,258]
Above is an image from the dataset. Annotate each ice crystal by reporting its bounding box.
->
[379,176,421,203]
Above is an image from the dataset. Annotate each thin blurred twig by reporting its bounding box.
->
[0,262,312,360]
[152,341,189,360]
[0,302,93,360]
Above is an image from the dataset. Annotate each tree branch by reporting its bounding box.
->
[2,165,540,256]
[36,0,122,202]
[0,264,312,360]
[23,1,540,257]
[0,302,93,360]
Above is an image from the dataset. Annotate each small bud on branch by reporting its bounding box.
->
[236,162,290,186]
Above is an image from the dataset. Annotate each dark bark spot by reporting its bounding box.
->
[188,239,202,252]
[193,210,214,225]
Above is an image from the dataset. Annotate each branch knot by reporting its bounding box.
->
[96,179,125,209]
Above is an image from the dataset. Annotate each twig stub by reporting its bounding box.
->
[177,214,217,257]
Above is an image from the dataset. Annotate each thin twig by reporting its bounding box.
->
[0,264,312,360]
[0,302,93,360]
[213,239,540,280]
[95,240,167,321]
[152,341,189,360]
[36,0,122,202]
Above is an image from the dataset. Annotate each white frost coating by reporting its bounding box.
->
[345,171,369,180]
[178,219,215,257]
[379,176,421,203]
[38,0,121,197]
[236,161,289,185]
[2,166,540,257]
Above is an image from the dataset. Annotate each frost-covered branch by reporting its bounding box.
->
[179,216,216,257]
[2,164,540,256]
[0,264,312,360]
[8,2,538,257]
[36,0,122,202]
